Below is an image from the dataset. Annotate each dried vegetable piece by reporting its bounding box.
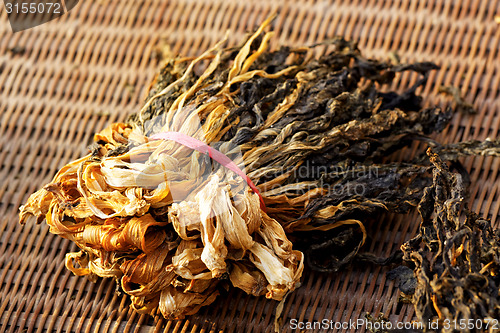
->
[401,150,500,333]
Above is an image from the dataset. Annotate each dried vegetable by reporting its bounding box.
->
[19,17,500,327]
[399,149,500,333]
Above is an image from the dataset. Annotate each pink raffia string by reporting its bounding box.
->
[149,132,266,211]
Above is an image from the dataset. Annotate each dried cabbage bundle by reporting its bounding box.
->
[19,17,488,320]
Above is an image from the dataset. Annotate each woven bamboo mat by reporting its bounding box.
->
[1,1,500,332]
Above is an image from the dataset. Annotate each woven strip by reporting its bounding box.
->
[1,1,499,332]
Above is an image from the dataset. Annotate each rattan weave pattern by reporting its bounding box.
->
[1,1,499,332]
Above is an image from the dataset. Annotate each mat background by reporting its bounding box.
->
[1,1,499,332]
